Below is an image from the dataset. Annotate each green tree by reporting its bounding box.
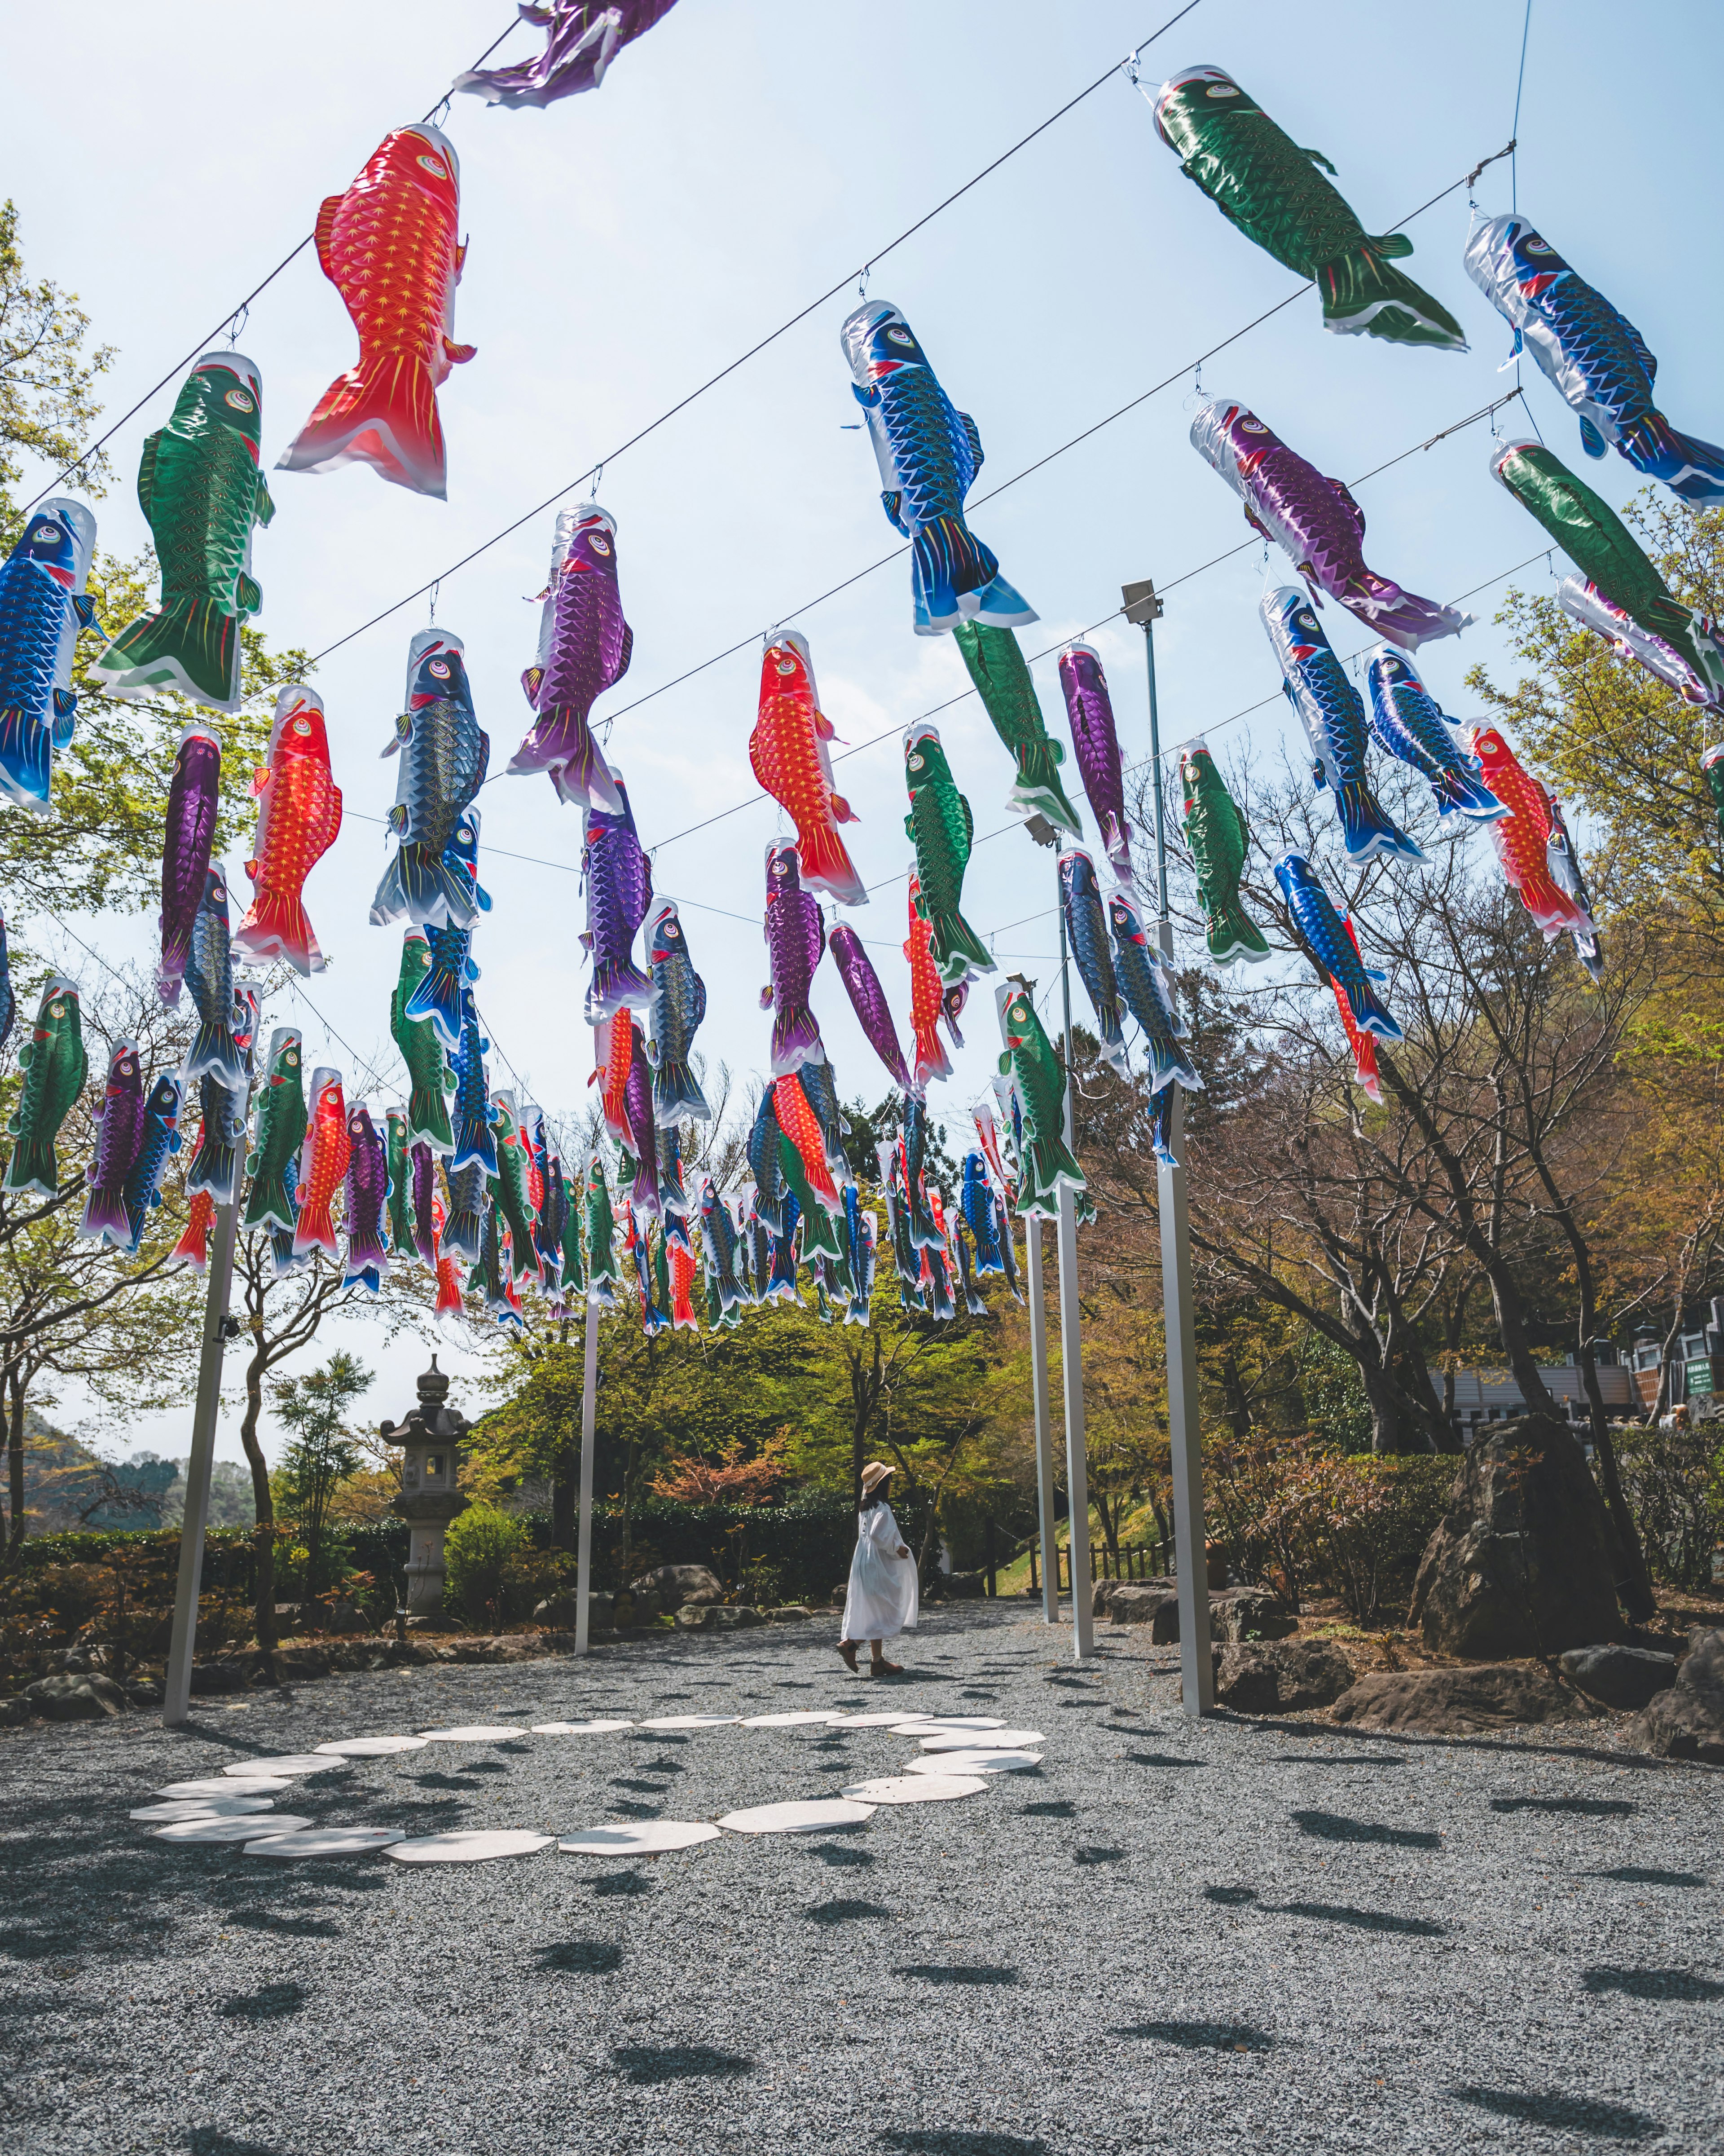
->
[273,1352,371,1598]
[0,198,113,516]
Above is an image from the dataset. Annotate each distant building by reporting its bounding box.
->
[1439,1353,1634,1444]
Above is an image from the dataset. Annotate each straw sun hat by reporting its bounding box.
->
[860,1461,895,1496]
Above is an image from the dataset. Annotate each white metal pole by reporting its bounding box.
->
[575,1282,600,1657]
[1053,899,1095,1660]
[1025,1212,1058,1623]
[163,1199,242,1728]
[1123,579,1214,1715]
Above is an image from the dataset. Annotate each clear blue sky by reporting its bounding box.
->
[9,0,1721,1458]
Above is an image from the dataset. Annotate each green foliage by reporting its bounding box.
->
[1614,1419,1724,1589]
[273,1353,370,1597]
[444,1505,530,1623]
[0,198,114,517]
[1293,1328,1375,1455]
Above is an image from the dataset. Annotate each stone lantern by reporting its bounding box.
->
[386,1358,470,1618]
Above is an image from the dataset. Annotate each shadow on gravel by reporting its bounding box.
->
[808,1842,875,1866]
[1126,1754,1203,1768]
[1204,1886,1258,1906]
[1491,1796,1635,1816]
[218,1981,308,2020]
[879,2134,1050,2155]
[1074,1847,1125,1866]
[611,2043,755,2084]
[410,1772,487,1790]
[807,1899,889,1925]
[538,1941,622,1973]
[223,1909,341,1938]
[1591,1867,1706,1887]
[893,1965,1019,1987]
[1020,1801,1075,1818]
[591,1870,652,1897]
[610,1778,676,1794]
[607,1801,664,1820]
[1291,1810,1441,1849]
[1581,1966,1724,2002]
[1278,1755,1405,1768]
[1117,2019,1273,2052]
[189,2132,297,2156]
[1273,1902,1447,1937]
[1451,2086,1660,2140]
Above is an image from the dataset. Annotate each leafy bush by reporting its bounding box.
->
[443,1507,530,1624]
[1614,1421,1724,1589]
[1205,1437,1454,1622]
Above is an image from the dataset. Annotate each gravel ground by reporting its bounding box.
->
[3,1604,1721,2156]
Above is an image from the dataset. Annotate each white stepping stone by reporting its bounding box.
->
[840,1776,988,1806]
[717,1799,875,1835]
[313,1736,429,1757]
[826,1712,927,1728]
[741,1711,839,1727]
[530,1720,634,1735]
[905,1749,1042,1776]
[222,1755,338,1777]
[244,1828,406,1858]
[157,1777,290,1799]
[151,1814,313,1844]
[559,1821,721,1856]
[385,1830,553,1865]
[638,1715,741,1729]
[416,1726,527,1742]
[131,1797,277,1823]
[888,1718,1007,1734]
[920,1728,1044,1751]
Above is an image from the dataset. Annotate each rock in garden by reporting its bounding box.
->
[1093,1575,1174,1618]
[1331,1663,1593,1733]
[944,1572,985,1600]
[1104,1585,1179,1638]
[1407,1415,1625,1657]
[1558,1643,1677,1712]
[630,1564,722,1612]
[22,1672,128,1721]
[1626,1628,1724,1764]
[673,1604,762,1631]
[535,1591,613,1631]
[765,1605,812,1623]
[187,1662,250,1697]
[1208,1588,1298,1644]
[1212,1640,1353,1713]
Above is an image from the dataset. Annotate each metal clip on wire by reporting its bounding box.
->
[428,579,440,628]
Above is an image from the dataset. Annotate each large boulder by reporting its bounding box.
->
[22,1672,128,1721]
[1407,1415,1625,1658]
[1558,1643,1677,1712]
[1332,1663,1593,1734]
[1213,1640,1353,1713]
[1102,1583,1179,1638]
[674,1603,762,1632]
[534,1590,614,1631]
[1094,1575,1174,1618]
[631,1564,723,1613]
[1208,1588,1298,1644]
[1627,1628,1724,1763]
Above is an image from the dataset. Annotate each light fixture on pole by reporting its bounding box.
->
[1121,576,1214,1715]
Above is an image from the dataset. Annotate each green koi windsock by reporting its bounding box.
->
[952,622,1085,841]
[1179,740,1271,965]
[5,977,88,1198]
[994,979,1084,1220]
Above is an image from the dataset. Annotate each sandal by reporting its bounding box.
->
[836,1640,859,1672]
[870,1659,904,1677]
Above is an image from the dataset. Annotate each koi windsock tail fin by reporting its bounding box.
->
[1344,976,1405,1044]
[242,1170,297,1236]
[276,351,450,500]
[1341,573,1471,652]
[769,1001,824,1077]
[232,891,321,977]
[1006,743,1085,838]
[792,822,869,909]
[0,709,53,810]
[1333,780,1425,866]
[79,1186,130,1247]
[173,1192,215,1272]
[442,1204,483,1264]
[1625,413,1724,507]
[910,514,1038,637]
[1315,235,1469,354]
[924,904,996,990]
[451,1112,497,1178]
[404,961,466,1054]
[96,596,242,713]
[186,1131,240,1206]
[1096,1004,1130,1076]
[1206,895,1273,965]
[586,955,656,1019]
[1434,765,1511,824]
[1016,1131,1086,1220]
[906,1180,943,1252]
[183,1020,246,1090]
[405,1082,454,1156]
[650,1057,712,1124]
[507,708,620,814]
[369,844,481,931]
[1144,1029,1204,1096]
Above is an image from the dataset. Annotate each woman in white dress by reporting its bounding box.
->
[837,1460,919,1675]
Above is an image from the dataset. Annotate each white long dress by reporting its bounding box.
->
[841,1501,919,1644]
